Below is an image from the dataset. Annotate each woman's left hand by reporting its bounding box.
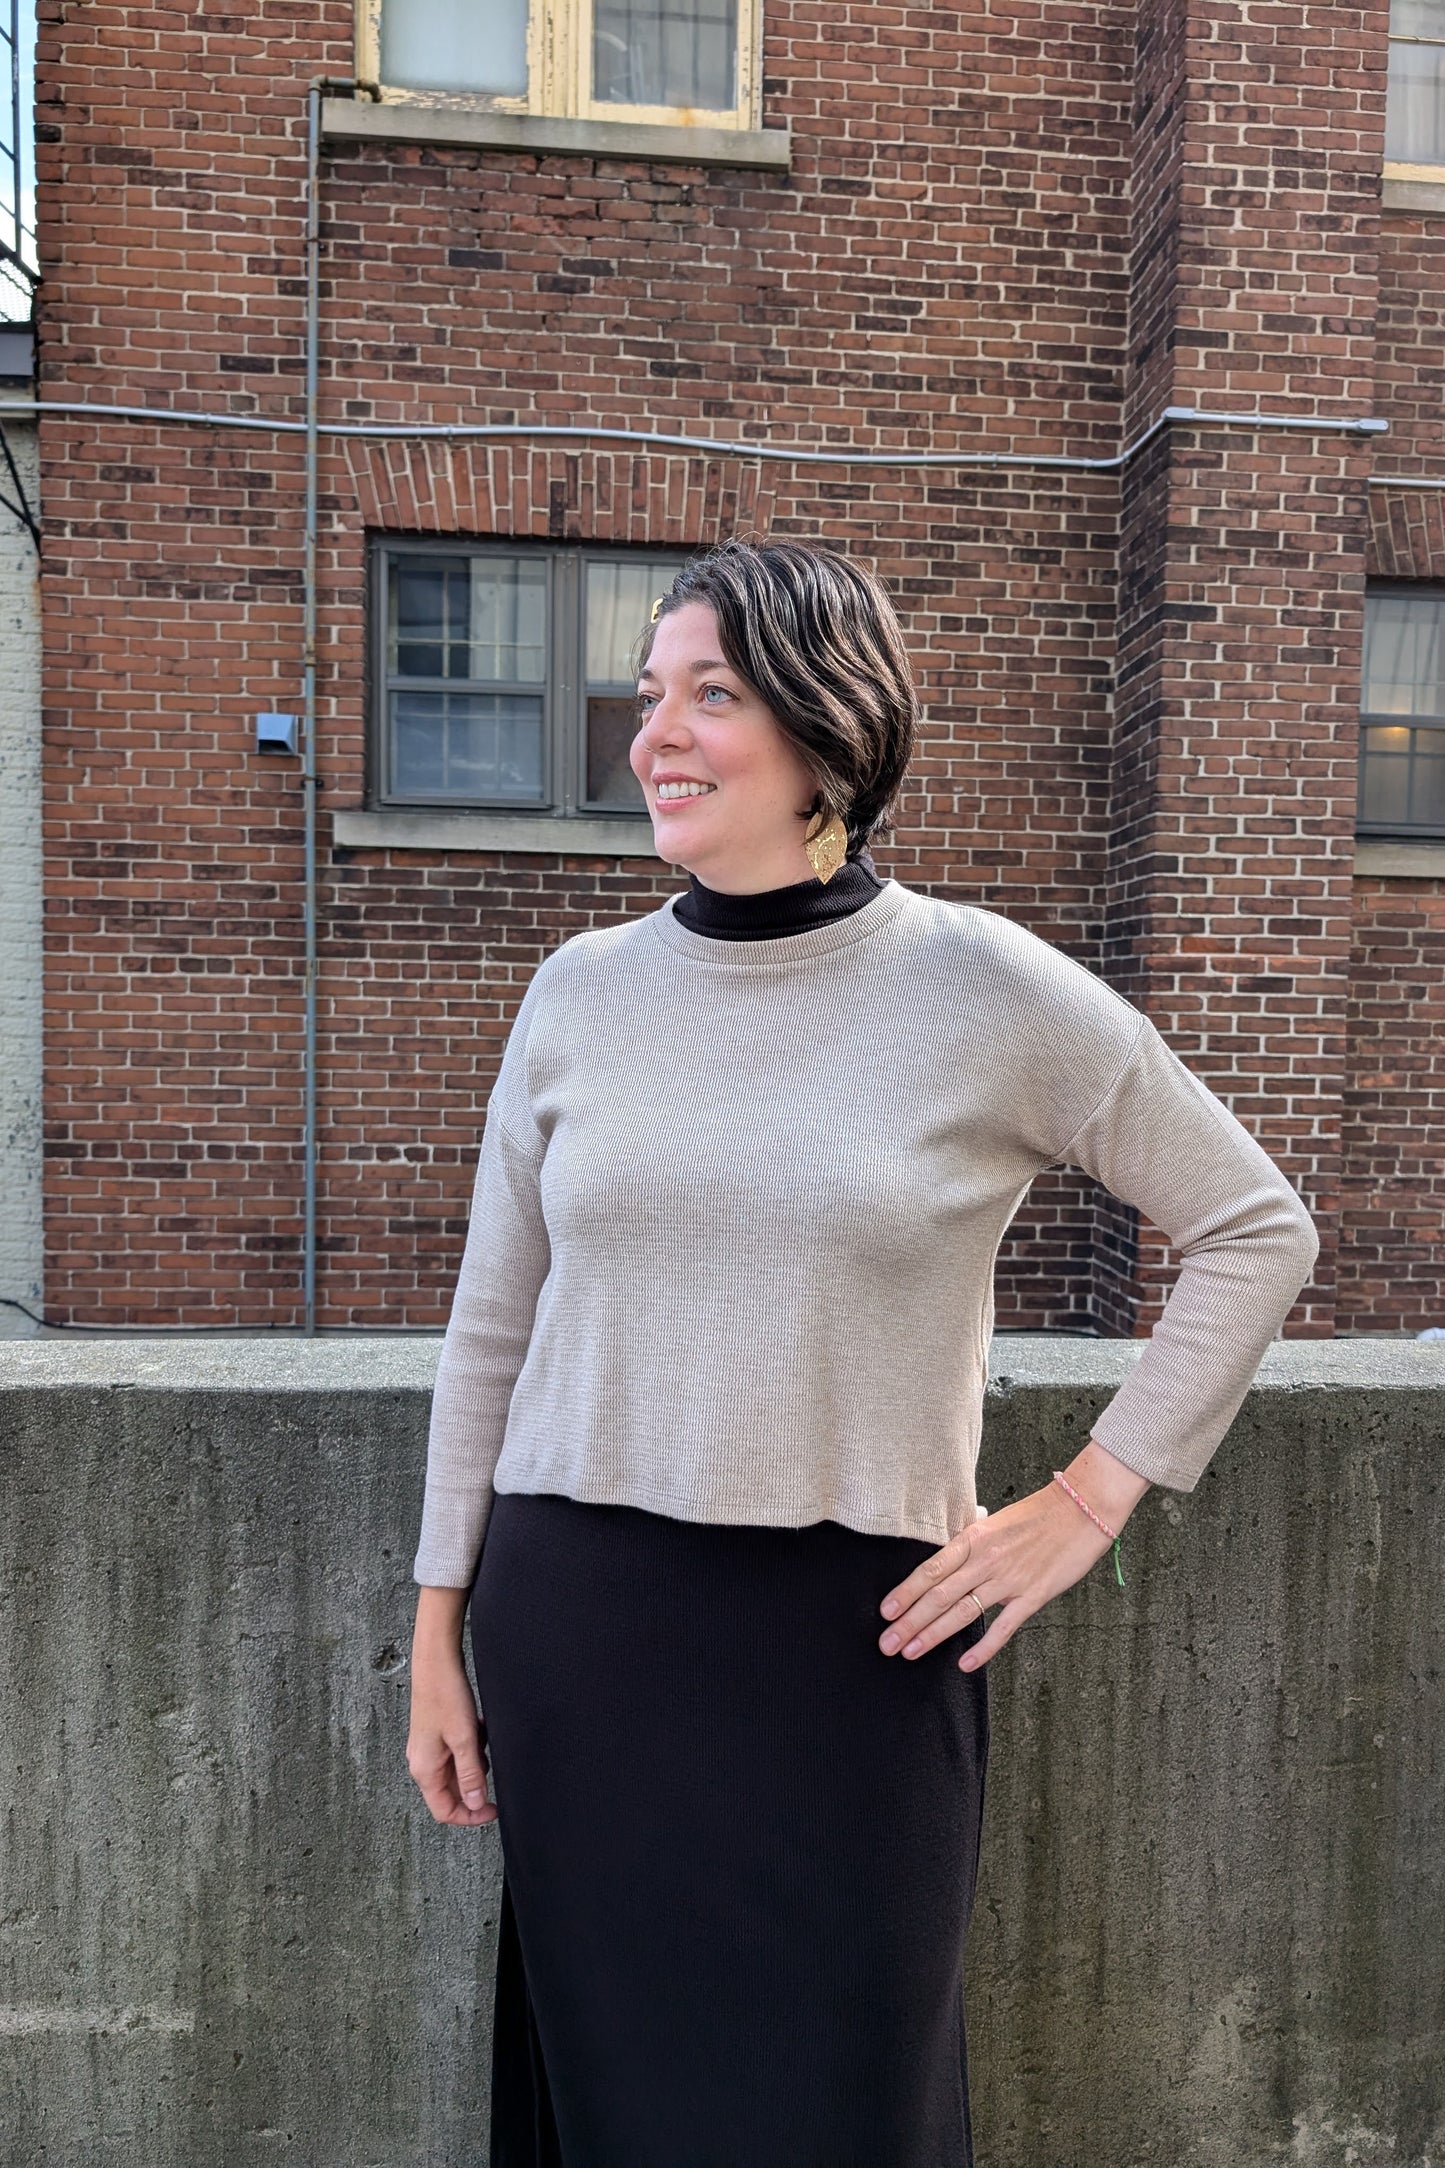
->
[877,1439,1151,1672]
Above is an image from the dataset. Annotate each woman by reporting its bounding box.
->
[406,539,1320,2167]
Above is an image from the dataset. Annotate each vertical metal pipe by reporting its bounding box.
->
[298,77,375,1338]
[301,82,321,1337]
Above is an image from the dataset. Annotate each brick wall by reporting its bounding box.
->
[1343,878,1445,1328]
[1346,208,1445,1332]
[32,0,1445,1333]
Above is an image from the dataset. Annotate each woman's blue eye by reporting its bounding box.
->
[636,685,729,714]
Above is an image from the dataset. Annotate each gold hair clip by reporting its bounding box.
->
[650,595,665,623]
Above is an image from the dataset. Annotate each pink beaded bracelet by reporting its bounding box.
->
[1052,1470,1126,1587]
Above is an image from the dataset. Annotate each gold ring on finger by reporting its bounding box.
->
[964,1592,985,1626]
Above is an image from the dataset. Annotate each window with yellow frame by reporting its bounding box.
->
[358,0,762,131]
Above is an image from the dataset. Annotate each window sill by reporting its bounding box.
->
[1353,839,1445,878]
[321,99,791,169]
[333,808,661,858]
[1383,163,1445,212]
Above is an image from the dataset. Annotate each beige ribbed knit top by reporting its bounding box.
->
[412,881,1320,1587]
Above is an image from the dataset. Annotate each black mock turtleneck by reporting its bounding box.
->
[673,850,886,941]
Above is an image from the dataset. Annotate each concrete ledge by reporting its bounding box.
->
[321,98,792,169]
[1383,163,1445,213]
[332,807,660,858]
[3,1331,1443,1393]
[0,1336,446,1385]
[334,815,1445,876]
[1353,837,1445,878]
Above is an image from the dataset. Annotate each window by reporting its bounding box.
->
[365,0,761,131]
[1387,1,1445,166]
[1359,587,1445,837]
[379,0,529,99]
[593,0,739,111]
[372,541,688,818]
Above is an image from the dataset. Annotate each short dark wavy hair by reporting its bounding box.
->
[634,538,917,859]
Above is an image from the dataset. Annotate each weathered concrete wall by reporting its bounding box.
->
[0,416,42,1325]
[0,1335,1440,2167]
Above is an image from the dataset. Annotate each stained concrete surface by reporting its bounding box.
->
[0,1336,1440,2165]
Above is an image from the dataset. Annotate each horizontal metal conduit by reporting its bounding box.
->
[0,396,1401,475]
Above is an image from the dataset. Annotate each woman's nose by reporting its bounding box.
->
[640,696,691,749]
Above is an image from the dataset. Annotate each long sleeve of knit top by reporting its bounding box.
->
[412,881,1321,1587]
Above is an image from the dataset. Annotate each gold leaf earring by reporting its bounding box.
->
[804,809,849,884]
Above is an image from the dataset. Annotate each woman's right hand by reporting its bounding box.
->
[406,1585,499,1827]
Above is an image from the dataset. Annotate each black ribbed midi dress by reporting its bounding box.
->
[467,858,991,2168]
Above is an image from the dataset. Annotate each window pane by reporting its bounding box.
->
[1362,591,1445,716]
[1393,0,1445,36]
[586,696,646,807]
[593,0,738,109]
[470,558,547,682]
[391,557,471,680]
[381,0,528,96]
[391,691,545,802]
[585,557,681,682]
[1387,34,1445,161]
[1417,741,1445,825]
[388,554,546,684]
[1361,726,1414,826]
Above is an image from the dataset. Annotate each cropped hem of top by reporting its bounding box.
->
[489,1468,974,1550]
[413,876,1321,1588]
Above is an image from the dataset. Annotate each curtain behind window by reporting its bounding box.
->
[1363,591,1445,717]
[593,0,738,109]
[1388,0,1445,161]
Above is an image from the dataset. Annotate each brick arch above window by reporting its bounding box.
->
[1366,485,1445,580]
[342,438,776,548]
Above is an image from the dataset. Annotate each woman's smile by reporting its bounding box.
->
[652,777,718,805]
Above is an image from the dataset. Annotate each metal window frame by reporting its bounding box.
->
[356,0,761,130]
[1358,581,1445,839]
[368,536,688,822]
[373,538,555,811]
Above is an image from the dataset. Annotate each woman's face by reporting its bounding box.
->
[629,601,821,894]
